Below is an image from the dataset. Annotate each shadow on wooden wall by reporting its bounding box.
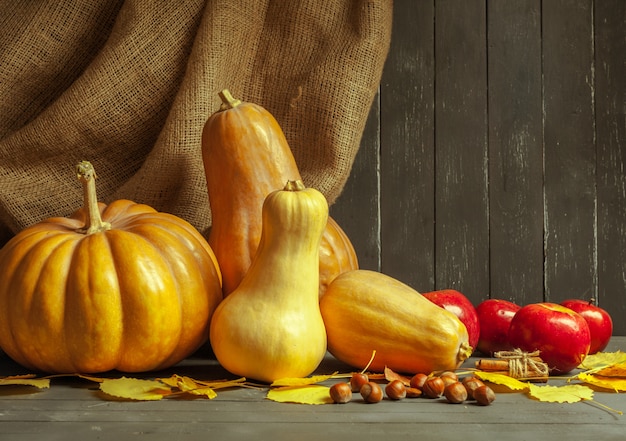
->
[330,0,626,334]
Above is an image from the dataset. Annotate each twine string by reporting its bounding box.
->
[493,349,550,378]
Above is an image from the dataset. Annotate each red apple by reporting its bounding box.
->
[508,302,591,374]
[560,298,613,354]
[475,299,521,356]
[422,289,480,351]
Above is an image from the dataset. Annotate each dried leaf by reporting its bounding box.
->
[0,375,50,389]
[197,377,248,390]
[579,351,626,371]
[4,374,38,379]
[474,372,530,391]
[528,383,594,403]
[365,373,387,381]
[578,373,626,392]
[270,374,335,387]
[99,377,171,401]
[266,385,333,405]
[384,367,411,386]
[76,374,108,383]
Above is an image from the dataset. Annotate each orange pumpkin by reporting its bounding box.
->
[0,161,223,373]
[201,89,358,297]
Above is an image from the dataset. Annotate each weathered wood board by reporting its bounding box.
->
[2,338,626,441]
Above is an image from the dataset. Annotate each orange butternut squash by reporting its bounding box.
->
[201,89,358,297]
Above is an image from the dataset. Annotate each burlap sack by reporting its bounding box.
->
[0,0,392,245]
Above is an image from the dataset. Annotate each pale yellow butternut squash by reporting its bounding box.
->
[209,180,328,382]
[320,269,472,374]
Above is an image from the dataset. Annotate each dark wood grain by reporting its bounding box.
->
[330,93,381,273]
[594,0,626,335]
[487,0,544,304]
[379,0,436,291]
[542,0,596,303]
[434,0,489,304]
[329,0,626,331]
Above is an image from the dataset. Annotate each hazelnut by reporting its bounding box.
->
[360,381,383,403]
[329,382,352,404]
[444,381,468,404]
[385,380,407,400]
[440,374,458,388]
[473,385,496,406]
[409,373,428,390]
[463,378,486,400]
[350,373,369,392]
[422,376,445,398]
[440,371,458,381]
[461,375,480,385]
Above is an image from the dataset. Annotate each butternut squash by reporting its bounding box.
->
[201,89,358,297]
[209,180,328,382]
[320,270,472,375]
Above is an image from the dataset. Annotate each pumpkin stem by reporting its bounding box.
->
[218,89,242,111]
[75,161,111,235]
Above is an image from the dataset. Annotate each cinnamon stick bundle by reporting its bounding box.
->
[475,350,549,382]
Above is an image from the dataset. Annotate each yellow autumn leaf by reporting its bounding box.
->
[159,375,246,390]
[186,386,217,398]
[159,375,181,388]
[474,372,530,391]
[594,362,626,378]
[266,385,333,405]
[0,375,50,389]
[270,374,335,387]
[99,377,171,401]
[579,351,626,371]
[578,373,626,392]
[528,383,594,403]
[168,375,217,399]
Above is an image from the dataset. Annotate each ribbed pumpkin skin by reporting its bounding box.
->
[0,200,223,374]
[320,270,472,375]
[201,90,358,297]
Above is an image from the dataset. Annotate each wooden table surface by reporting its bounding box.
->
[2,337,626,441]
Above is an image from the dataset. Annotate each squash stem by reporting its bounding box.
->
[218,89,242,110]
[284,180,306,192]
[458,341,474,363]
[75,161,111,235]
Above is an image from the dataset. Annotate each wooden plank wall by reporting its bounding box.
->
[330,0,626,334]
